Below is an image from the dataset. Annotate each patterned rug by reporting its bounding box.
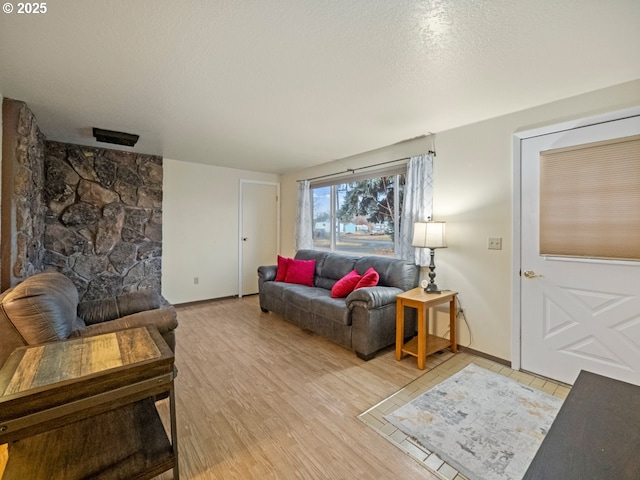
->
[384,363,564,480]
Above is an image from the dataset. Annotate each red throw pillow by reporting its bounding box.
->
[331,270,362,298]
[284,259,316,286]
[355,267,379,289]
[275,255,291,282]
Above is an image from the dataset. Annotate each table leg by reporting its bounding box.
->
[395,299,404,361]
[450,296,457,353]
[170,385,180,480]
[417,305,427,370]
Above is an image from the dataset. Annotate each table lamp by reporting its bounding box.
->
[412,221,447,293]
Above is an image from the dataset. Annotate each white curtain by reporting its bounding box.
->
[295,180,314,251]
[398,153,434,264]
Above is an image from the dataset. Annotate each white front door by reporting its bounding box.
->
[519,113,640,385]
[239,181,279,296]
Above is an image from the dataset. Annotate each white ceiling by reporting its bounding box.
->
[1,1,639,174]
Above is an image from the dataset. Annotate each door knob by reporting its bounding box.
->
[523,270,543,278]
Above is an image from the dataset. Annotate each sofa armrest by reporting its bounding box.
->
[72,306,178,337]
[258,265,277,282]
[346,286,404,309]
[78,290,161,325]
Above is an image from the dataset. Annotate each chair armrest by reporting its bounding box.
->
[78,290,161,325]
[258,265,277,282]
[73,306,178,337]
[346,286,404,309]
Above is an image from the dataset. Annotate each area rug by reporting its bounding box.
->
[384,363,563,480]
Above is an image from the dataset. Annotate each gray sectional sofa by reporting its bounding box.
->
[258,249,419,360]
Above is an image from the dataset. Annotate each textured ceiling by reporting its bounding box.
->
[1,0,639,174]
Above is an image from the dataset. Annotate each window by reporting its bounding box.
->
[539,135,640,261]
[311,171,405,256]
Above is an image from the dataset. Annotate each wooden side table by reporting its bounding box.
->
[0,326,178,480]
[396,288,458,369]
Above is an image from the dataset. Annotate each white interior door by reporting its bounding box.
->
[240,181,279,296]
[520,113,640,386]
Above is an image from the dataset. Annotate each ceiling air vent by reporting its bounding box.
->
[92,127,139,147]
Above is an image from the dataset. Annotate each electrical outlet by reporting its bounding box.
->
[488,237,502,250]
[193,277,199,285]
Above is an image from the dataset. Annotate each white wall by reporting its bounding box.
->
[162,159,278,304]
[281,79,640,362]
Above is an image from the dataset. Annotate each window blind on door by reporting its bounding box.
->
[539,135,640,261]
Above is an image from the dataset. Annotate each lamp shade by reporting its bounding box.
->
[412,221,447,249]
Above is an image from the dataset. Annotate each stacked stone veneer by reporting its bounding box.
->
[43,142,163,301]
[1,99,47,288]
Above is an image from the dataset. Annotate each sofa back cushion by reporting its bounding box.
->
[295,250,360,290]
[294,249,418,292]
[316,253,359,289]
[354,256,418,291]
[294,250,327,267]
[0,272,79,345]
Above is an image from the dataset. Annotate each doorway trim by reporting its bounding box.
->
[511,105,640,371]
[238,179,280,298]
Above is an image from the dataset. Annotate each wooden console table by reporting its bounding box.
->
[523,370,640,479]
[0,326,178,480]
[396,288,458,369]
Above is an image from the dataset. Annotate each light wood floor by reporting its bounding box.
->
[154,295,443,479]
[0,294,572,479]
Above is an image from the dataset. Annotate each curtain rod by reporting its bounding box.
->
[297,150,436,183]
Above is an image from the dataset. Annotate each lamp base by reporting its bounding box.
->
[423,249,441,294]
[424,282,441,294]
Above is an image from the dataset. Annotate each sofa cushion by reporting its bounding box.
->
[311,296,352,326]
[331,270,362,298]
[261,280,288,300]
[282,285,330,310]
[355,267,380,289]
[285,259,316,286]
[275,255,291,282]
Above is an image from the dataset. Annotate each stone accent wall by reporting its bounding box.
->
[43,142,163,301]
[1,99,47,290]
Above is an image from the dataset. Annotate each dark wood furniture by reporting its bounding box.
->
[395,288,458,369]
[523,370,640,479]
[0,326,178,480]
